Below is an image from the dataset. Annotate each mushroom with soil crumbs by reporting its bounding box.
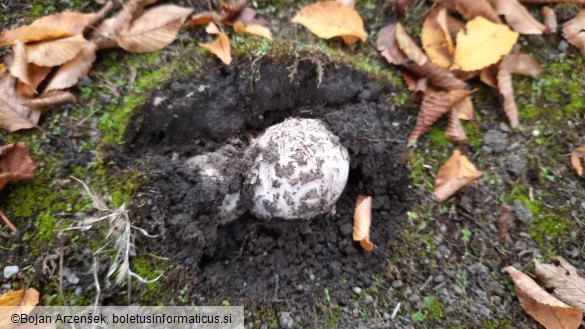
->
[247,118,350,219]
[187,118,350,221]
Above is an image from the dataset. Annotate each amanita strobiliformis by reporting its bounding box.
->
[187,118,350,220]
[247,118,350,219]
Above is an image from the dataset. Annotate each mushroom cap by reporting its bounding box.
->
[248,118,350,219]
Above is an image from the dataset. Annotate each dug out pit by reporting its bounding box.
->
[123,58,413,306]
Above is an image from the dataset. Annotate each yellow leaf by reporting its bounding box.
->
[422,7,455,68]
[434,149,481,202]
[0,288,40,329]
[503,266,583,329]
[200,33,232,65]
[233,21,272,39]
[353,195,374,251]
[452,17,518,72]
[291,1,367,45]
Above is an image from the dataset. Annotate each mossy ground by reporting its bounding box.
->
[1,1,585,328]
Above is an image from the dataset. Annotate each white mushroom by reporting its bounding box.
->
[247,118,350,219]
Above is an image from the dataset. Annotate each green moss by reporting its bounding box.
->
[424,295,445,319]
[483,319,514,329]
[427,127,451,148]
[132,256,168,297]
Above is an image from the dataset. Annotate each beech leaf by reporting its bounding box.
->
[408,89,471,146]
[495,0,546,35]
[0,288,39,329]
[535,256,585,312]
[25,35,88,67]
[453,0,501,24]
[422,7,455,68]
[0,74,76,132]
[200,33,232,65]
[497,54,543,128]
[563,10,585,57]
[434,149,481,202]
[234,21,272,40]
[0,143,36,191]
[115,5,194,53]
[291,1,367,45]
[44,42,98,92]
[503,266,583,329]
[570,146,585,176]
[353,195,374,251]
[376,24,407,65]
[0,26,72,47]
[29,12,97,35]
[542,6,558,33]
[9,41,32,86]
[452,17,518,72]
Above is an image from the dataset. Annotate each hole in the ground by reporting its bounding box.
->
[124,59,413,304]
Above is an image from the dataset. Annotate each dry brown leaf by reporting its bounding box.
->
[393,24,467,90]
[200,33,232,65]
[233,21,272,39]
[446,15,465,41]
[114,5,193,53]
[224,7,267,27]
[220,0,248,22]
[480,62,499,88]
[206,22,221,34]
[185,11,220,26]
[0,64,5,73]
[497,54,543,128]
[0,143,36,191]
[503,266,583,329]
[25,35,88,67]
[353,195,374,251]
[0,74,76,132]
[445,110,467,143]
[495,0,546,35]
[0,26,72,47]
[454,95,474,120]
[30,12,97,35]
[9,41,31,86]
[452,17,518,72]
[408,90,471,146]
[377,24,407,65]
[570,146,585,176]
[453,0,501,24]
[497,204,514,244]
[422,7,455,68]
[45,42,98,92]
[18,65,51,96]
[542,7,558,33]
[434,149,481,202]
[563,10,585,57]
[535,257,585,312]
[291,1,367,45]
[0,288,39,329]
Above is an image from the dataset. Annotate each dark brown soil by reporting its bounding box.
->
[124,59,413,307]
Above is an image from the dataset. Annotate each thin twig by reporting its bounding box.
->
[0,210,17,234]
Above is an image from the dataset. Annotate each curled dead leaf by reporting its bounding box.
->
[114,5,194,53]
[497,54,543,128]
[220,0,248,22]
[30,12,97,35]
[292,1,367,45]
[422,7,455,68]
[434,149,482,202]
[453,0,501,24]
[0,26,72,47]
[234,21,272,39]
[377,24,407,65]
[44,42,98,92]
[495,0,546,35]
[452,17,518,72]
[408,89,471,146]
[9,41,32,86]
[445,106,467,143]
[542,7,557,33]
[563,10,585,57]
[353,195,374,251]
[503,266,583,329]
[0,143,36,191]
[535,256,585,313]
[200,33,232,65]
[0,288,39,329]
[570,146,585,176]
[185,11,220,26]
[25,35,88,67]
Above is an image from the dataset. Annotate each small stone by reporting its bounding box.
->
[278,312,295,329]
[505,154,526,176]
[391,280,403,289]
[531,129,540,137]
[482,130,508,154]
[3,265,19,279]
[364,294,374,304]
[383,312,391,320]
[353,287,362,295]
[511,200,533,224]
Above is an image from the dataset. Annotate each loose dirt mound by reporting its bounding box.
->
[125,59,412,305]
